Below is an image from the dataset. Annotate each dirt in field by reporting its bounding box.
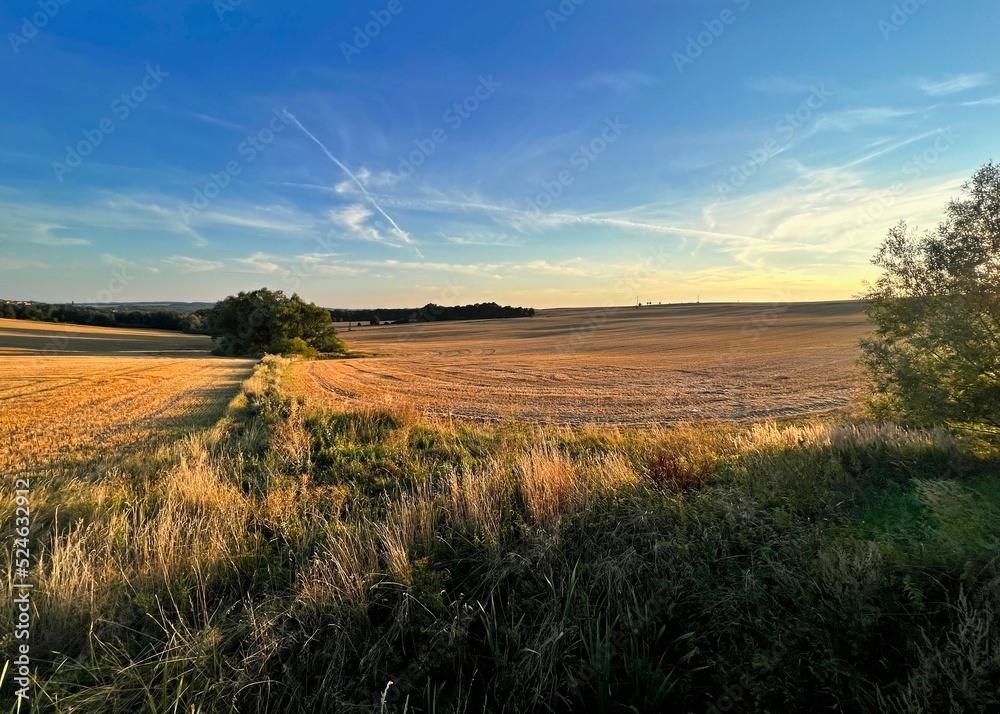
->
[293,302,872,425]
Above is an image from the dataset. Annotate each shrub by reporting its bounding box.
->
[207,288,347,357]
[860,161,1000,427]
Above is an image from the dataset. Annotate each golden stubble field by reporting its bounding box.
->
[293,302,873,425]
[0,319,254,471]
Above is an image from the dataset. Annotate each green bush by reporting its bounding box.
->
[206,287,348,358]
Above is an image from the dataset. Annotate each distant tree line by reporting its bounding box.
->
[329,302,535,325]
[0,301,208,333]
[1,299,535,342]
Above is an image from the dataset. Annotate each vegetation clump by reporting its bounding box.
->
[861,161,1000,427]
[206,288,347,358]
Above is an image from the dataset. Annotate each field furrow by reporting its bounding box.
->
[292,302,870,425]
[0,345,254,471]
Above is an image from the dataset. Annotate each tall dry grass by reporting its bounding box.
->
[7,353,996,713]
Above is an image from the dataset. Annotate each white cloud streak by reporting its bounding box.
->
[165,256,224,272]
[915,73,991,96]
[284,110,417,252]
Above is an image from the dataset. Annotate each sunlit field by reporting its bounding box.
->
[0,320,254,473]
[295,301,871,424]
[0,356,251,472]
[4,0,999,708]
[0,315,997,712]
[0,318,214,357]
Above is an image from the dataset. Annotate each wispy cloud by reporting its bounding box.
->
[196,210,311,233]
[101,195,209,246]
[0,195,210,248]
[961,95,1000,107]
[443,233,523,247]
[915,73,991,96]
[187,111,248,132]
[700,168,968,268]
[285,110,417,251]
[375,195,764,247]
[328,204,400,247]
[813,107,921,132]
[293,253,365,278]
[165,256,223,273]
[828,129,945,171]
[102,254,158,273]
[353,257,596,279]
[362,259,501,274]
[233,252,283,274]
[513,259,588,276]
[29,232,90,247]
[226,251,366,280]
[333,166,400,193]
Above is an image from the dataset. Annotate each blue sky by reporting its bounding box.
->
[1,0,997,308]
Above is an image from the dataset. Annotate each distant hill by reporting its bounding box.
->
[76,301,216,314]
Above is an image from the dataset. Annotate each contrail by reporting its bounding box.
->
[375,195,768,245]
[283,109,415,248]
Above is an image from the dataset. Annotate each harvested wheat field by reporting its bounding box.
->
[0,320,254,471]
[294,301,872,425]
[0,317,214,356]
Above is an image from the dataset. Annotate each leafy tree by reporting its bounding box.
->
[180,313,207,334]
[206,288,347,357]
[860,161,1000,426]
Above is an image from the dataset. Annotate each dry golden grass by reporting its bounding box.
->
[293,301,872,425]
[0,320,254,471]
[0,317,214,356]
[8,352,993,713]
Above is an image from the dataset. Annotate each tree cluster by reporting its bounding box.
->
[206,288,347,358]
